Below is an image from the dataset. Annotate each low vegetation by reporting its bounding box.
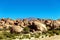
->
[0,27,60,39]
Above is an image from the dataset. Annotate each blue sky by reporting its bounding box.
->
[0,0,60,19]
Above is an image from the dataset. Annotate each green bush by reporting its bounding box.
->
[2,31,16,39]
[22,34,30,39]
[0,35,6,39]
[23,27,30,33]
[35,34,40,38]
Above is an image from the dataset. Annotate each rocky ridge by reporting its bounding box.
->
[0,18,60,33]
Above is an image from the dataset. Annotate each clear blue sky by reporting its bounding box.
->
[0,0,60,19]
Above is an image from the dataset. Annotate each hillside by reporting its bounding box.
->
[0,18,60,40]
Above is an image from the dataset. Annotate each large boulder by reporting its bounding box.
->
[10,26,23,33]
[23,19,29,27]
[45,19,53,26]
[53,20,60,29]
[3,24,12,30]
[0,26,4,30]
[28,20,48,32]
[44,19,54,29]
[0,21,5,26]
[19,21,25,28]
[33,21,48,32]
[6,19,14,25]
[28,20,33,25]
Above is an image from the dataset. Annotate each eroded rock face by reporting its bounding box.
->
[33,21,47,32]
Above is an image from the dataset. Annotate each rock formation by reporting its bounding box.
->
[0,18,60,33]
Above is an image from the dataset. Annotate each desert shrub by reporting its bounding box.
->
[0,35,6,39]
[48,34,52,37]
[3,31,16,39]
[18,34,31,39]
[48,29,60,35]
[34,34,40,38]
[23,27,30,33]
[0,29,3,31]
[42,36,44,38]
[42,32,48,37]
[53,29,60,35]
[30,32,40,38]
[34,32,41,38]
[0,32,7,39]
[22,34,30,39]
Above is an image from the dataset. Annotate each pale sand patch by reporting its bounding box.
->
[36,35,60,40]
[29,35,60,40]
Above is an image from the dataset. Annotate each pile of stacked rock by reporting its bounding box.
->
[0,18,60,33]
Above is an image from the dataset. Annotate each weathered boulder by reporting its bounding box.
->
[0,21,5,26]
[44,19,54,29]
[28,20,48,32]
[3,24,12,30]
[0,26,4,30]
[23,19,29,27]
[53,20,60,29]
[6,19,14,25]
[33,21,48,32]
[10,26,23,33]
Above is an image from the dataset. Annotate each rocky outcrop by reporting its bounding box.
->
[0,18,60,33]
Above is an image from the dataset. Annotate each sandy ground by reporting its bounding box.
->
[29,35,60,40]
[20,35,60,40]
[39,35,60,40]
